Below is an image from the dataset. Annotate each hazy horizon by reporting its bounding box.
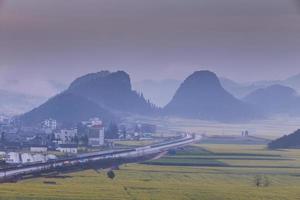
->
[1,0,300,98]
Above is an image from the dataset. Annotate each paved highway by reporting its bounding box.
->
[0,134,200,182]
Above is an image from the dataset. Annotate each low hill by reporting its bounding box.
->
[269,129,300,149]
[220,73,300,99]
[243,85,300,116]
[163,71,260,122]
[220,77,268,98]
[19,92,114,125]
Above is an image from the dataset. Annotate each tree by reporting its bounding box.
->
[254,175,262,187]
[105,122,119,139]
[48,133,55,141]
[119,125,127,139]
[79,134,89,146]
[134,124,141,133]
[0,132,5,143]
[107,170,115,180]
[73,135,79,145]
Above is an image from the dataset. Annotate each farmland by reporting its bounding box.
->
[1,144,300,200]
[128,115,300,139]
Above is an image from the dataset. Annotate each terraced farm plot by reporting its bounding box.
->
[1,144,300,200]
[144,157,227,167]
[144,144,300,168]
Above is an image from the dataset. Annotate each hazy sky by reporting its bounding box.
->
[0,0,300,97]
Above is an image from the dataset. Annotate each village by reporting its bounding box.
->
[0,116,157,165]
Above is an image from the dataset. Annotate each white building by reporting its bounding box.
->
[54,129,77,144]
[32,154,47,163]
[0,115,10,125]
[5,152,55,164]
[42,118,57,130]
[22,153,48,163]
[21,153,34,164]
[0,152,5,162]
[88,125,105,147]
[30,146,48,153]
[56,145,78,154]
[5,152,21,164]
[46,154,57,160]
[89,118,102,126]
[82,117,103,128]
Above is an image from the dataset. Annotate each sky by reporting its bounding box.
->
[0,0,300,97]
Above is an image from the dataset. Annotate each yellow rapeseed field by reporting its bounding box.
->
[1,144,300,200]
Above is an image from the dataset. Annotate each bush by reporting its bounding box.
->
[107,170,116,180]
[254,175,270,187]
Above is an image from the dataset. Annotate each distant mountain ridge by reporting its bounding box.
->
[18,70,300,125]
[0,90,46,115]
[163,71,261,122]
[20,71,157,125]
[219,78,267,98]
[284,73,300,92]
[243,84,300,116]
[133,73,300,105]
[221,73,300,98]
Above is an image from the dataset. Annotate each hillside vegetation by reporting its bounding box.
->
[269,129,300,149]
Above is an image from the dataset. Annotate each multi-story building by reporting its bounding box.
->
[21,153,34,164]
[5,152,21,164]
[54,129,77,144]
[82,117,103,128]
[42,119,57,134]
[88,125,105,147]
[0,115,11,125]
[56,144,78,154]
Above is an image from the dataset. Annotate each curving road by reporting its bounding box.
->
[0,134,201,182]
